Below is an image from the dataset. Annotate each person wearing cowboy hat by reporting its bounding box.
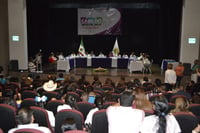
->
[43,80,57,92]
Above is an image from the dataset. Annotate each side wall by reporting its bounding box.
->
[0,0,9,74]
[180,0,200,65]
[8,0,28,70]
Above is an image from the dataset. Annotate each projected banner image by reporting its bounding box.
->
[78,8,121,35]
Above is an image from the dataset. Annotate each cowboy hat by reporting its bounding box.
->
[43,80,57,91]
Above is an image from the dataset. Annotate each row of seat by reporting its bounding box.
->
[0,104,107,133]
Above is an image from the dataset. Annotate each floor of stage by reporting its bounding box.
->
[10,64,167,83]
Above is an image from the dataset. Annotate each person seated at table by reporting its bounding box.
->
[28,57,36,72]
[48,52,57,63]
[137,52,144,60]
[129,52,137,61]
[69,52,76,58]
[58,52,65,60]
[98,51,106,57]
[122,53,128,58]
[143,54,151,67]
[108,51,114,57]
[87,51,95,57]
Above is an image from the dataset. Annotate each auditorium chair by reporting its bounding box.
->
[30,106,54,133]
[13,128,44,133]
[21,90,37,100]
[21,98,37,108]
[55,109,84,133]
[173,112,198,133]
[91,109,108,133]
[45,99,64,116]
[0,104,16,133]
[188,104,200,117]
[77,101,95,120]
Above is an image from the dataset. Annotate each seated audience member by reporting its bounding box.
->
[92,75,102,88]
[56,73,65,82]
[61,118,77,132]
[85,97,104,126]
[106,91,145,133]
[129,52,137,61]
[191,59,200,73]
[57,94,78,112]
[170,96,193,114]
[165,63,177,87]
[140,95,181,133]
[8,107,51,133]
[193,125,200,133]
[132,87,153,111]
[191,95,200,104]
[81,92,89,102]
[48,52,57,63]
[77,75,90,87]
[0,74,7,85]
[174,62,184,87]
[172,85,191,100]
[116,76,127,88]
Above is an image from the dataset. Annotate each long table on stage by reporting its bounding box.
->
[57,57,131,72]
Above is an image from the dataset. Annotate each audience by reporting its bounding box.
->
[2,69,200,133]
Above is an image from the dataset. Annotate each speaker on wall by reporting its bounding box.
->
[9,60,18,71]
[183,63,191,76]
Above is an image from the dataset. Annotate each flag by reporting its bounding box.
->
[78,37,85,56]
[112,38,120,56]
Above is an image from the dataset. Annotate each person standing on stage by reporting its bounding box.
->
[34,49,42,72]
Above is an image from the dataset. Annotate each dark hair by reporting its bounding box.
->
[61,118,77,132]
[65,94,78,110]
[94,97,104,109]
[58,73,64,78]
[151,95,168,133]
[120,91,135,107]
[155,78,162,87]
[16,107,33,124]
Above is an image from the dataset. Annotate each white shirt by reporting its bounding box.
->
[140,114,181,133]
[165,69,177,84]
[85,107,99,125]
[8,123,51,133]
[106,106,144,133]
[46,110,55,128]
[57,104,72,112]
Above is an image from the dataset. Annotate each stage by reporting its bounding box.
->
[9,64,167,84]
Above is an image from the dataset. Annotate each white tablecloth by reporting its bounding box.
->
[129,61,143,72]
[57,59,70,72]
[111,57,118,68]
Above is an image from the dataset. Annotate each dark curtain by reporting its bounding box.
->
[27,0,183,64]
